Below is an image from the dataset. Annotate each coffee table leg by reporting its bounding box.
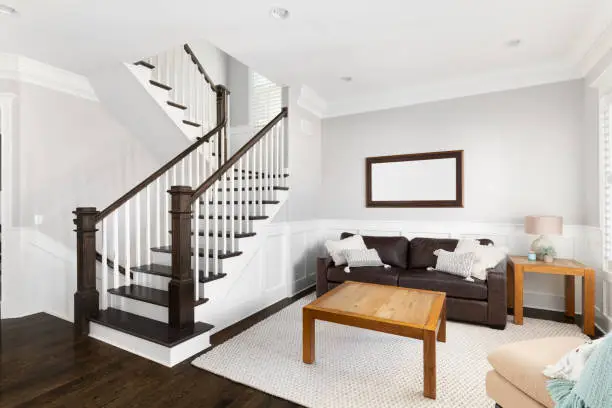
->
[303,309,315,364]
[437,299,446,343]
[423,330,436,399]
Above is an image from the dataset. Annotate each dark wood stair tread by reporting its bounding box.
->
[108,284,208,307]
[151,246,243,259]
[167,101,187,110]
[131,264,227,283]
[203,200,280,205]
[149,80,172,90]
[183,119,201,127]
[201,215,268,221]
[225,174,289,181]
[90,308,213,347]
[215,186,289,192]
[135,60,155,69]
[168,231,257,239]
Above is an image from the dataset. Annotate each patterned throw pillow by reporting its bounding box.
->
[432,249,476,279]
[325,235,367,265]
[341,248,391,273]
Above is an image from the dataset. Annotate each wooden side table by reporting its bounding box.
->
[507,256,595,336]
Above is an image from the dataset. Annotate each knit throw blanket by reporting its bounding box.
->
[547,334,612,408]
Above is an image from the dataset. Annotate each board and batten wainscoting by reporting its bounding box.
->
[319,219,610,333]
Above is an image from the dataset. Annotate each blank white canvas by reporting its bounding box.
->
[371,159,456,201]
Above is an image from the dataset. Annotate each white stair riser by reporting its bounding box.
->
[199,218,253,231]
[208,190,280,200]
[89,322,211,367]
[203,203,276,214]
[150,250,225,274]
[131,270,210,293]
[192,235,245,251]
[107,293,168,323]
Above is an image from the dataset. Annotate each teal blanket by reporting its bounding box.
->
[547,334,612,408]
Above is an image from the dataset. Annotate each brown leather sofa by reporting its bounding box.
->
[317,233,507,329]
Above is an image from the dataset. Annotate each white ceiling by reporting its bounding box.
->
[1,0,612,116]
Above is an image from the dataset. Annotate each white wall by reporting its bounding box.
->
[274,86,323,222]
[188,39,228,87]
[321,80,585,224]
[1,80,164,320]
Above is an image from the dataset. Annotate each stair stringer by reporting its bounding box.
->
[194,189,290,331]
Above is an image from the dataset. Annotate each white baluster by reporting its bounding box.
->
[238,157,243,235]
[213,179,220,274]
[280,119,285,187]
[101,218,108,309]
[222,168,228,254]
[229,164,235,252]
[265,131,271,201]
[156,179,161,248]
[146,185,151,265]
[276,124,281,188]
[245,150,251,233]
[181,160,186,185]
[258,140,263,216]
[196,148,201,186]
[135,193,141,285]
[173,164,178,186]
[125,201,131,287]
[113,211,119,288]
[165,172,170,246]
[203,188,210,279]
[189,152,193,187]
[194,201,200,300]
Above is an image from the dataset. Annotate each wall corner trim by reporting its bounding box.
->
[0,53,99,101]
[297,85,327,118]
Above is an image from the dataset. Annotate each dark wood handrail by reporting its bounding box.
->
[96,114,227,222]
[190,107,288,203]
[184,43,219,93]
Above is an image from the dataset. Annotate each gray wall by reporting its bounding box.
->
[227,57,251,127]
[321,80,587,224]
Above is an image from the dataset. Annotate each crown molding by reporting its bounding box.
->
[0,53,98,101]
[324,62,581,118]
[297,85,327,118]
[577,17,612,77]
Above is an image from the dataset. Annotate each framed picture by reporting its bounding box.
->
[365,150,464,208]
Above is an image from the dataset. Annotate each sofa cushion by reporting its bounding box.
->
[341,233,409,269]
[409,238,458,268]
[327,265,400,286]
[398,269,488,300]
[487,337,587,408]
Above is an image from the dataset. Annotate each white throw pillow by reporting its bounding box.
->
[455,239,508,281]
[433,249,475,279]
[342,248,390,273]
[325,235,367,266]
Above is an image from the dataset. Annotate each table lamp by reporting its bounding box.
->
[524,215,563,261]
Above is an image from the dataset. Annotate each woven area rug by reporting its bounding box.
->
[192,294,587,408]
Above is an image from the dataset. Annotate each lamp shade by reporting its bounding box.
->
[524,215,563,235]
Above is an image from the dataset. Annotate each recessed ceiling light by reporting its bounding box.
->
[340,76,353,82]
[506,39,522,48]
[270,7,290,20]
[0,4,17,15]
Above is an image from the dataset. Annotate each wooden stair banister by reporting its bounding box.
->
[96,102,227,223]
[191,107,288,203]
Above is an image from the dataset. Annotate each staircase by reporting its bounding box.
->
[73,43,289,367]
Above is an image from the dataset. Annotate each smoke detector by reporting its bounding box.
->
[270,7,290,20]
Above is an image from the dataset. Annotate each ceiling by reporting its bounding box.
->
[1,0,612,116]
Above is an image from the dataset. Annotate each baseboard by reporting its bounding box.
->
[210,284,315,346]
[508,307,606,338]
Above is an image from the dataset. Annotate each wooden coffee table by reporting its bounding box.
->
[302,281,446,399]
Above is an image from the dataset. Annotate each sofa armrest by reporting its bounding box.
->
[316,256,334,297]
[486,258,508,329]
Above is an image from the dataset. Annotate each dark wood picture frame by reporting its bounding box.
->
[365,150,464,208]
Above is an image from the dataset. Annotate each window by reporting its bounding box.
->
[251,72,282,129]
[602,95,612,269]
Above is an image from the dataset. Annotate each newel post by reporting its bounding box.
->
[215,84,229,165]
[169,186,195,329]
[73,207,99,336]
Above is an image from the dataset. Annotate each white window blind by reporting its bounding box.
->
[251,72,282,129]
[602,96,612,266]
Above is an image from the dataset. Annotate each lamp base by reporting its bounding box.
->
[530,235,553,260]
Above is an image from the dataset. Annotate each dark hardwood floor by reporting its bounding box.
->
[0,289,313,408]
[0,286,602,408]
